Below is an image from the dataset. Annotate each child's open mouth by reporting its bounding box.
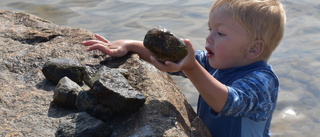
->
[205,47,214,58]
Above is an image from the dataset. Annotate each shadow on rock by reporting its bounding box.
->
[55,112,112,137]
[36,79,57,92]
[110,100,190,136]
[50,99,195,136]
[48,102,79,118]
[99,53,133,68]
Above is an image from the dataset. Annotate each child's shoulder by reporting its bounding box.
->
[242,61,277,78]
[241,62,279,88]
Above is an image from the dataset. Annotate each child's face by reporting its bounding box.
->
[206,6,252,69]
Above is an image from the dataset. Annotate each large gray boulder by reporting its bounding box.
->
[0,10,211,137]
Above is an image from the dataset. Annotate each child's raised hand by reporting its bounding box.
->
[150,39,197,72]
[82,34,129,57]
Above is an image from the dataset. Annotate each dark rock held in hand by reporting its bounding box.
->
[143,27,188,63]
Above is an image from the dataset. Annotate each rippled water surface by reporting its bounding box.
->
[1,0,320,136]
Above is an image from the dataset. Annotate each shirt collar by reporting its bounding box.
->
[216,61,267,76]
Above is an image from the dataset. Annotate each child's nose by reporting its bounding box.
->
[206,33,214,44]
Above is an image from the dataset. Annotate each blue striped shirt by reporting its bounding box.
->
[194,50,279,137]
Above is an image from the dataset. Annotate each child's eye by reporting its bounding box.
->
[218,32,225,36]
[208,28,212,32]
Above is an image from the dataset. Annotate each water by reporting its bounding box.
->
[1,0,320,136]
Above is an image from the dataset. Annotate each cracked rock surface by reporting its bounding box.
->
[0,10,211,137]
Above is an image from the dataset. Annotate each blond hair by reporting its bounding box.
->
[211,0,286,60]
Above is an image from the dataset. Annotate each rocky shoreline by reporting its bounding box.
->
[0,10,210,136]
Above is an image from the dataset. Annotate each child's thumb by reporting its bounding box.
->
[183,39,195,52]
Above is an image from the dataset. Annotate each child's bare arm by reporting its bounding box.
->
[183,62,228,113]
[82,34,152,63]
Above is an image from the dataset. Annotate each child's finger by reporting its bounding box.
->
[183,39,195,53]
[87,44,110,55]
[82,40,102,46]
[150,56,180,72]
[150,56,167,70]
[165,61,181,72]
[95,34,110,43]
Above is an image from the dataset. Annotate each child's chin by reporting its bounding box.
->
[208,60,217,68]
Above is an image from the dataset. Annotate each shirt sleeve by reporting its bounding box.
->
[216,70,279,121]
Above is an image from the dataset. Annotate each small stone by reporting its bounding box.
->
[53,77,83,108]
[76,90,113,121]
[83,65,100,88]
[91,66,146,113]
[42,58,86,84]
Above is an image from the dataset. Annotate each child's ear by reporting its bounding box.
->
[247,40,264,59]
